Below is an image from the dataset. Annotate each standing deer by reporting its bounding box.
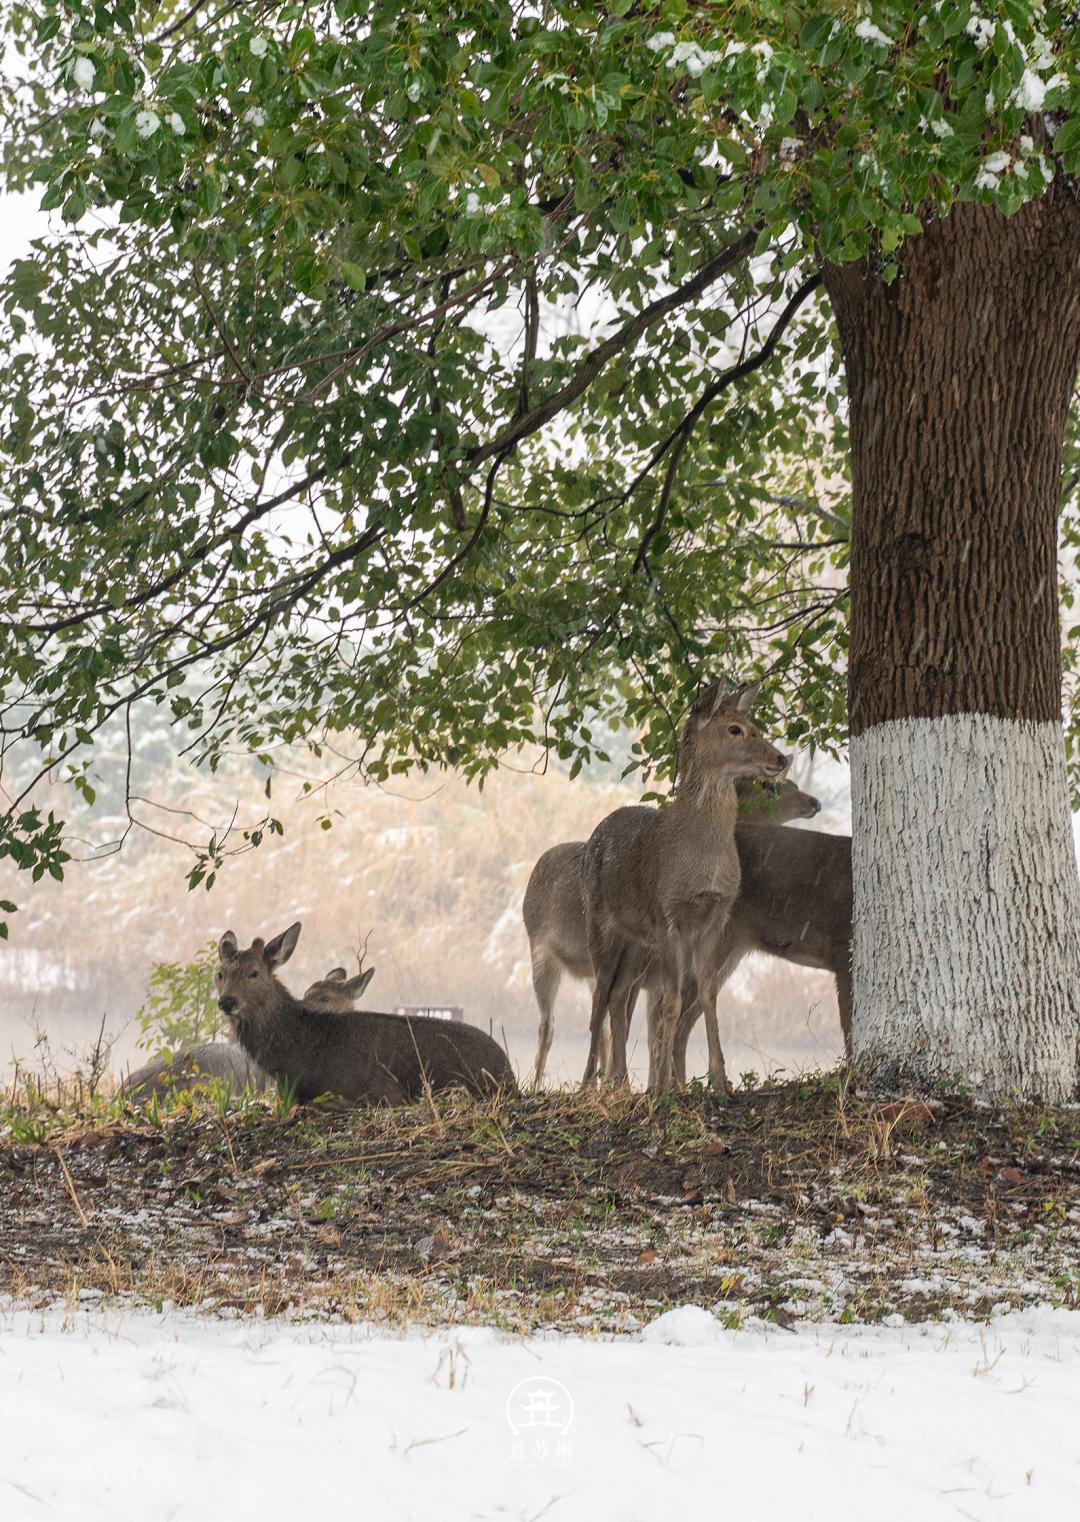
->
[123,963,377,1102]
[527,815,850,1089]
[671,825,852,1080]
[581,683,787,1094]
[217,922,516,1102]
[525,779,820,1084]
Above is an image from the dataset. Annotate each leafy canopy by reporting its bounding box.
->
[0,0,1078,898]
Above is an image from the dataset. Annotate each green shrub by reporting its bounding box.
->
[136,941,222,1055]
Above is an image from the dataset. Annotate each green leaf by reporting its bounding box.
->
[338,259,367,291]
[1053,118,1080,170]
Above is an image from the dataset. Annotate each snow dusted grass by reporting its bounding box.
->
[2,1300,1078,1520]
[2,1076,1079,1330]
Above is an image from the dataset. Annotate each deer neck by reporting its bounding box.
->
[655,766,741,892]
[672,760,740,832]
[232,979,308,1072]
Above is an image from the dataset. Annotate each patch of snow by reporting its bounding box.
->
[0,1304,1078,1520]
[640,1304,722,1346]
[855,19,893,47]
[966,15,995,49]
[1012,69,1047,112]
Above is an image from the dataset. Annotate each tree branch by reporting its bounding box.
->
[632,269,824,571]
[465,227,759,469]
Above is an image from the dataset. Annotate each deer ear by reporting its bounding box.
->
[338,967,375,998]
[734,680,761,713]
[692,680,729,728]
[219,931,238,962]
[264,922,301,968]
[324,967,348,983]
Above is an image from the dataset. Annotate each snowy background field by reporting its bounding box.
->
[2,1302,1078,1521]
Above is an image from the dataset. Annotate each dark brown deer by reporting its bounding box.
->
[525,779,820,1084]
[121,964,378,1103]
[581,683,787,1094]
[303,965,376,1011]
[217,923,516,1102]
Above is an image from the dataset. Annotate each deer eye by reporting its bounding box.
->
[247,970,258,979]
[727,724,743,736]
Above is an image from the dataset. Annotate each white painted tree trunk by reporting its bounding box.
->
[851,715,1080,1103]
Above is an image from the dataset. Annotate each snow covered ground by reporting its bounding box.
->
[2,1302,1078,1520]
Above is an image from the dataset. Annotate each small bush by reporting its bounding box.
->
[136,940,222,1055]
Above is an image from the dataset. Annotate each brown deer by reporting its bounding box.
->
[123,963,378,1102]
[122,1042,269,1102]
[527,815,850,1090]
[671,825,852,1079]
[217,922,516,1103]
[525,779,820,1084]
[303,965,376,1010]
[581,683,787,1094]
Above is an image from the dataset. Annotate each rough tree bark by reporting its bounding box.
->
[824,182,1080,1103]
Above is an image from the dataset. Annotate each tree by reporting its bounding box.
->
[1,1,1078,1098]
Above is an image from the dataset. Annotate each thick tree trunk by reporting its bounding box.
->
[825,186,1080,1103]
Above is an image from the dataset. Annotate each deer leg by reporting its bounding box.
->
[606,991,629,1083]
[672,975,700,1086]
[658,984,681,1094]
[583,947,622,1086]
[646,985,670,1095]
[703,1006,728,1093]
[606,951,645,1084]
[649,947,683,1095]
[597,1020,612,1080]
[695,929,732,1095]
[530,950,561,1087]
[645,987,662,1091]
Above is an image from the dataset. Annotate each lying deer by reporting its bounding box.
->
[122,964,376,1102]
[217,922,516,1102]
[525,780,820,1084]
[122,1041,267,1103]
[304,965,376,1012]
[581,682,787,1094]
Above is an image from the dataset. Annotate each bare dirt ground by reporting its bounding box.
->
[2,1077,1078,1331]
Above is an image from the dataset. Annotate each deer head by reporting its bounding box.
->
[679,680,788,791]
[216,921,301,1024]
[736,777,821,822]
[303,965,376,1011]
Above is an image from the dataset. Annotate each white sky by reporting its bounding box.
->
[0,187,47,267]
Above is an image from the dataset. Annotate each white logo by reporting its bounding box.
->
[505,1376,574,1467]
